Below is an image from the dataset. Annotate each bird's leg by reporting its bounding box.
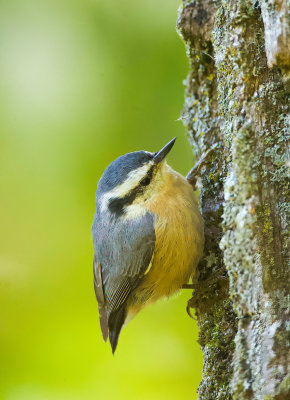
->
[183,270,228,290]
[186,143,218,190]
[182,283,195,289]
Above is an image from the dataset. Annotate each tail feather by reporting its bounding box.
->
[98,303,109,342]
[108,306,126,354]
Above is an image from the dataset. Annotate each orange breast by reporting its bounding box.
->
[130,169,204,309]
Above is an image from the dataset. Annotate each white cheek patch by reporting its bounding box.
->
[123,204,147,220]
[99,161,154,212]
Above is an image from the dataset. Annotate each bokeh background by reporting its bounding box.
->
[0,0,203,399]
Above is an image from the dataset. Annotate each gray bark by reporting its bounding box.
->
[177,1,289,399]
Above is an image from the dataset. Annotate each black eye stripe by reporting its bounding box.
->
[108,166,155,216]
[140,176,151,186]
[108,191,137,216]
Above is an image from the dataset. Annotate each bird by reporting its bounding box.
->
[92,137,205,354]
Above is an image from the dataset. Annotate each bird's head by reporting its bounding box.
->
[97,138,176,216]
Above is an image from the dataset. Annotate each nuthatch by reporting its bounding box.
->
[92,138,206,353]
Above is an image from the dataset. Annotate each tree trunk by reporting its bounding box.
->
[177,1,289,399]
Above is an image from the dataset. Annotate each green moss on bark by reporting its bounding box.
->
[178,1,237,399]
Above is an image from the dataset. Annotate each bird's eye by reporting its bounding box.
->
[140,176,151,186]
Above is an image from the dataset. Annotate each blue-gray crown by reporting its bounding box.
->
[97,151,154,194]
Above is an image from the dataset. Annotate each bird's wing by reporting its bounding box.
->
[93,257,109,342]
[92,210,155,350]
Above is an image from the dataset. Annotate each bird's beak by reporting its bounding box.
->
[153,137,176,164]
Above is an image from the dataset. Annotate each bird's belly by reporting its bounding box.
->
[142,221,198,299]
[130,192,204,308]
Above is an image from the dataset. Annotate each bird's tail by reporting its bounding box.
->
[108,306,126,354]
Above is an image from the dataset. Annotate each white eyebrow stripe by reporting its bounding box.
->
[99,161,154,212]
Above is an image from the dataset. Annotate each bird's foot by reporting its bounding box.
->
[186,143,218,189]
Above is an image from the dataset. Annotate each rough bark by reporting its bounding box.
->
[177,1,289,399]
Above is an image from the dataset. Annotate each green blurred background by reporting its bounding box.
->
[0,0,203,399]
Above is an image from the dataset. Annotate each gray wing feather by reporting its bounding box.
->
[93,258,108,341]
[92,206,155,334]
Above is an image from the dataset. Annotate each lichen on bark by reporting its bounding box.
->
[177,0,289,399]
[177,1,237,399]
